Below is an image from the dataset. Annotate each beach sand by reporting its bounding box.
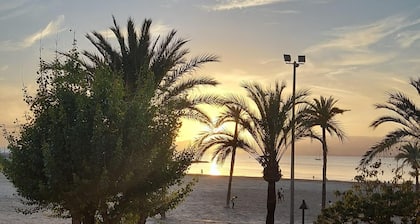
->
[0,174,353,223]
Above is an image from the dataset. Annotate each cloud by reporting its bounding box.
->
[0,65,8,71]
[208,0,289,11]
[23,15,65,47]
[150,22,172,37]
[0,15,65,51]
[331,52,395,67]
[259,58,281,65]
[303,13,420,78]
[396,31,420,48]
[270,9,299,14]
[307,15,420,54]
[0,0,29,21]
[307,84,355,96]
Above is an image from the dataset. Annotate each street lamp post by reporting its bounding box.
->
[284,54,305,224]
[299,200,308,224]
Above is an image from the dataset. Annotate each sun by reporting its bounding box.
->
[209,160,221,176]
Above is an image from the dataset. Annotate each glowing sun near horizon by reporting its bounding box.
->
[209,160,221,176]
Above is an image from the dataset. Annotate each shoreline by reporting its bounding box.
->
[0,173,354,223]
[187,173,357,184]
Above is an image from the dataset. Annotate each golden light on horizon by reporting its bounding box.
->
[209,160,221,176]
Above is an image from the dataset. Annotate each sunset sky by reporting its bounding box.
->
[0,0,419,152]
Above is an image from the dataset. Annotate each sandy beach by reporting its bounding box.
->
[0,173,353,223]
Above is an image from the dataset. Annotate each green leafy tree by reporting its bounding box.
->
[361,77,420,166]
[3,16,215,222]
[301,96,347,209]
[4,47,129,223]
[395,142,420,192]
[81,17,220,223]
[315,161,419,224]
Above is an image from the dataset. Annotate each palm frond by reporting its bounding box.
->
[111,15,128,59]
[360,129,410,166]
[166,77,218,101]
[411,77,420,95]
[161,54,219,91]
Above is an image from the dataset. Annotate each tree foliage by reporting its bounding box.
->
[2,25,200,223]
[395,142,420,192]
[361,77,420,166]
[193,102,250,208]
[315,161,419,224]
[194,81,309,224]
[301,96,348,208]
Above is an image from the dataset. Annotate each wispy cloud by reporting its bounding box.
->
[259,58,281,65]
[270,9,299,14]
[304,13,420,73]
[396,31,420,48]
[308,84,355,95]
[308,17,396,53]
[23,15,65,48]
[150,22,171,37]
[208,0,289,11]
[0,0,29,21]
[0,65,8,71]
[332,52,395,67]
[307,15,420,54]
[0,15,65,51]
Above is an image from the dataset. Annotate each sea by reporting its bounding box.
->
[188,151,413,182]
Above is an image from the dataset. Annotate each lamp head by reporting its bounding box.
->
[298,55,305,63]
[283,54,291,62]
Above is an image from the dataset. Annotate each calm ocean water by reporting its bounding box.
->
[188,151,413,182]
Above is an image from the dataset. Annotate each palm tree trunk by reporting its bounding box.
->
[321,128,327,209]
[137,216,147,224]
[416,168,419,192]
[226,119,240,208]
[71,217,81,224]
[226,146,237,207]
[266,181,276,224]
[83,212,95,224]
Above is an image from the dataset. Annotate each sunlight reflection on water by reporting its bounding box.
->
[188,153,412,182]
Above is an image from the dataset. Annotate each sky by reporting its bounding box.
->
[0,0,419,154]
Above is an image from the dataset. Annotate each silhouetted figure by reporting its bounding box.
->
[160,212,166,220]
[277,188,284,203]
[231,196,238,208]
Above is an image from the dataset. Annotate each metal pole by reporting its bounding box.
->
[302,209,305,224]
[299,200,308,224]
[290,61,297,224]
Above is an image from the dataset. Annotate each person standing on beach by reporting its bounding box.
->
[231,196,238,208]
[277,188,284,203]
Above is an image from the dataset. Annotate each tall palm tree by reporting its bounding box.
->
[225,81,309,224]
[194,99,260,208]
[360,77,420,166]
[395,142,420,192]
[83,16,220,116]
[301,96,347,209]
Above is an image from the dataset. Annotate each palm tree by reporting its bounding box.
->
[194,100,258,208]
[83,16,220,116]
[226,81,309,224]
[395,142,420,192]
[301,96,347,209]
[360,77,420,166]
